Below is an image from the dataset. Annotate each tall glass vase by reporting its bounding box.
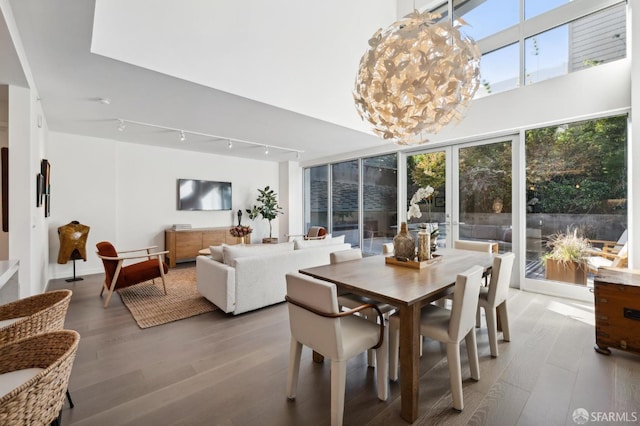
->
[393,222,415,260]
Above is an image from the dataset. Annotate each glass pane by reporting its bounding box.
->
[526,5,626,85]
[362,154,398,255]
[476,43,519,98]
[458,141,512,253]
[525,115,627,287]
[453,0,519,42]
[569,4,626,73]
[406,151,447,248]
[525,0,569,20]
[525,26,568,85]
[303,165,328,232]
[332,160,359,247]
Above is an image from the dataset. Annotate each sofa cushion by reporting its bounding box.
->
[209,245,226,262]
[223,242,295,266]
[294,235,345,250]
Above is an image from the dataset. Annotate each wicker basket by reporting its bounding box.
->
[0,290,72,346]
[0,330,80,425]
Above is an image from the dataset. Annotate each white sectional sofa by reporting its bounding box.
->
[196,238,350,315]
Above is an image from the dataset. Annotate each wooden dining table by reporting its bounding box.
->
[299,247,495,423]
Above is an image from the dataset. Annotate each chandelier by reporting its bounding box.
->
[353,10,481,145]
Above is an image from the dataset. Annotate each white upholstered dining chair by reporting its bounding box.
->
[476,252,515,357]
[382,243,394,255]
[285,272,388,426]
[389,265,484,411]
[333,249,396,367]
[453,240,496,253]
[453,239,495,286]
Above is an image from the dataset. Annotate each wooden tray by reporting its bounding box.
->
[385,254,443,269]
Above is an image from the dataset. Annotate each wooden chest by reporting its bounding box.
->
[593,268,640,356]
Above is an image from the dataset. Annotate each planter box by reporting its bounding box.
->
[545,258,587,285]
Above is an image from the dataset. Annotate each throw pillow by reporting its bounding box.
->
[294,234,345,250]
[209,245,225,262]
[223,241,295,266]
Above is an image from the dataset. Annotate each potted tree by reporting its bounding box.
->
[246,186,283,244]
[543,228,591,285]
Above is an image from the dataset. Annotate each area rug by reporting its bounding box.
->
[118,267,216,329]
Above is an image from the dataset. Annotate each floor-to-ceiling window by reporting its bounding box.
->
[405,139,514,252]
[303,165,329,232]
[459,141,513,253]
[331,160,359,247]
[523,114,627,292]
[362,154,398,255]
[406,151,447,245]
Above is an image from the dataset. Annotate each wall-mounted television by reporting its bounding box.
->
[177,179,232,211]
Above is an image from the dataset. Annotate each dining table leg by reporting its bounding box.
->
[399,303,421,422]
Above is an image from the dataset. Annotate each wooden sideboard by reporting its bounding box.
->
[594,268,640,356]
[165,227,240,267]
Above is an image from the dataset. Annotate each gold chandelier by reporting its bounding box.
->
[353,10,481,145]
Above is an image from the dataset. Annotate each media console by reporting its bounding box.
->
[165,227,240,268]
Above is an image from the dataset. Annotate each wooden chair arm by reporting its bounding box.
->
[285,296,385,349]
[97,251,168,261]
[117,246,159,254]
[586,250,624,261]
[587,239,617,245]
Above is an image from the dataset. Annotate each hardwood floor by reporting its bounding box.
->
[48,267,640,426]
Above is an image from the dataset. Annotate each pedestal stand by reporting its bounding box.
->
[65,258,84,282]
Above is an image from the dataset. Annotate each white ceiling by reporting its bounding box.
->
[1,0,401,162]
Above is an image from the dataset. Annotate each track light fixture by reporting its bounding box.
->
[114,118,303,157]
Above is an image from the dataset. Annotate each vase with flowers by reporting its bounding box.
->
[229,225,252,245]
[407,186,440,258]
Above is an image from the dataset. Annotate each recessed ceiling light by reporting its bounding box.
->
[99,98,111,105]
[264,146,269,155]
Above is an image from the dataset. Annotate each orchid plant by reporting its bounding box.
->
[407,186,435,220]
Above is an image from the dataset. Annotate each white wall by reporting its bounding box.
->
[47,132,280,279]
[0,85,7,260]
[630,0,638,269]
[8,86,49,296]
[279,160,303,241]
[91,0,396,134]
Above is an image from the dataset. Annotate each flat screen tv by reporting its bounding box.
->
[177,179,232,211]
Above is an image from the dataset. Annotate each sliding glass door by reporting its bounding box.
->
[522,115,627,299]
[362,154,398,255]
[405,138,514,254]
[331,160,359,247]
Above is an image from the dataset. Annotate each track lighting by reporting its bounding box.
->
[114,118,303,157]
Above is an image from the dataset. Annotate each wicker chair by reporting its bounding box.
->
[0,290,72,346]
[0,330,80,425]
